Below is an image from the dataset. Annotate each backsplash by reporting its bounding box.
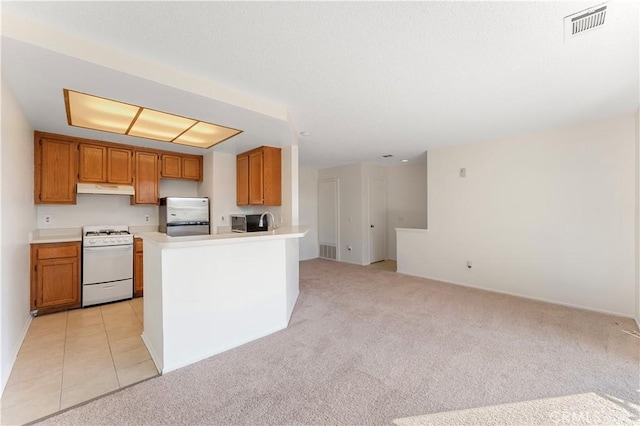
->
[36,180,197,229]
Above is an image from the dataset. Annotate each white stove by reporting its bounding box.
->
[82,225,134,307]
[83,225,134,247]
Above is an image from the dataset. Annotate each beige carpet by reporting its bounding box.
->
[394,392,639,425]
[34,259,639,425]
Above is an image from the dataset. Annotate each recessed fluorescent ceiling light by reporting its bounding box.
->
[64,89,242,149]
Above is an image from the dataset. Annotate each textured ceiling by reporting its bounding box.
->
[2,1,638,168]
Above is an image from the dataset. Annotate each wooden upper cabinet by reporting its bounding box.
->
[34,132,203,205]
[237,146,281,206]
[35,135,77,204]
[262,147,281,206]
[161,154,202,181]
[79,144,107,183]
[161,154,182,179]
[182,156,202,181]
[108,147,133,184]
[133,151,159,205]
[248,151,264,205]
[79,143,132,184]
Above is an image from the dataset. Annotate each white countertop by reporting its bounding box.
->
[30,225,159,243]
[396,227,429,233]
[140,226,310,248]
[30,228,82,244]
[129,225,159,238]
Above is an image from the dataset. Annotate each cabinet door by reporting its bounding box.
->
[108,147,133,184]
[35,257,79,309]
[134,151,159,204]
[262,146,282,206]
[237,154,249,206]
[161,154,182,179]
[133,238,143,296]
[248,151,264,205]
[36,138,77,204]
[134,251,144,297]
[182,157,202,181]
[79,144,107,183]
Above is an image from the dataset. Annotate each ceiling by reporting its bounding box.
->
[1,1,638,168]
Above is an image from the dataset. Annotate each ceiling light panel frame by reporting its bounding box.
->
[63,89,243,149]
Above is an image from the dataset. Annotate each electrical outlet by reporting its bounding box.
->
[460,168,467,178]
[467,261,473,269]
[144,215,150,223]
[43,215,52,225]
[221,216,225,222]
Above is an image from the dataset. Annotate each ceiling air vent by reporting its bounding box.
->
[564,3,608,40]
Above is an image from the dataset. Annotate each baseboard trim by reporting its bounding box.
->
[397,270,634,320]
[141,332,162,375]
[1,314,32,396]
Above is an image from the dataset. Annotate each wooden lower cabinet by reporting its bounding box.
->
[134,238,143,297]
[30,242,81,315]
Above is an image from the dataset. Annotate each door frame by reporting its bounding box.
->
[367,176,387,265]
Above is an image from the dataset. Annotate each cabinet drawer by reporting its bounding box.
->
[35,243,79,260]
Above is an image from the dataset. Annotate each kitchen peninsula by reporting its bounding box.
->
[139,226,309,373]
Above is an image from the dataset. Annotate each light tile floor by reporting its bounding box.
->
[0,298,158,425]
[368,259,397,272]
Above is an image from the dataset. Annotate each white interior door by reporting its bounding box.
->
[318,179,339,260]
[369,177,386,264]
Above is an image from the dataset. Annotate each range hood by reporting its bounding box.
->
[76,183,135,196]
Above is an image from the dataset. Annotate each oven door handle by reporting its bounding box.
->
[83,246,133,252]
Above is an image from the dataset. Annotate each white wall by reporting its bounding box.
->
[636,109,639,326]
[198,151,215,232]
[398,115,637,317]
[36,179,197,229]
[281,145,299,227]
[299,167,318,260]
[1,79,37,394]
[208,151,234,233]
[387,162,428,260]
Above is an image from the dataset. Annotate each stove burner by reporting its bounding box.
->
[85,230,131,237]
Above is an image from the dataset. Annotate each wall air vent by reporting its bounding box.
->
[319,244,337,260]
[564,3,608,40]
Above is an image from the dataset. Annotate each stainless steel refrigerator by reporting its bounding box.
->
[159,197,210,236]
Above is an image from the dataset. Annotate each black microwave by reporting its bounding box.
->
[231,214,268,233]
